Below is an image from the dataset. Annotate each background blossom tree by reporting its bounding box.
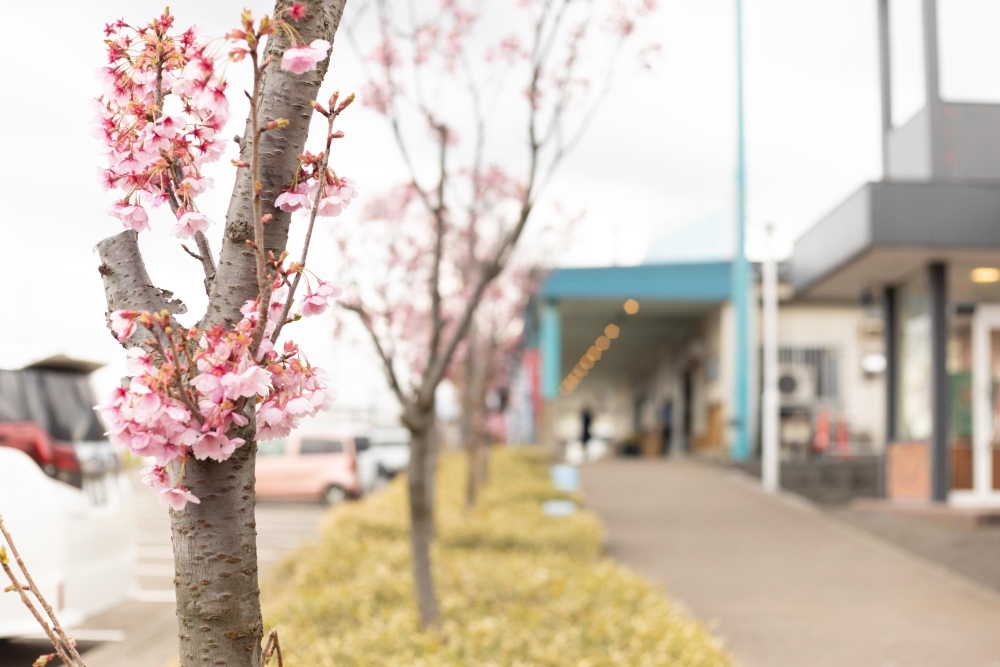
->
[92,2,349,664]
[338,0,658,627]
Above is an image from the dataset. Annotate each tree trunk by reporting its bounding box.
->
[478,438,490,486]
[171,421,263,667]
[405,409,440,627]
[97,4,347,664]
[465,431,480,508]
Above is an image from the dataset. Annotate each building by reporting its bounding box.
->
[518,261,886,477]
[791,0,1000,506]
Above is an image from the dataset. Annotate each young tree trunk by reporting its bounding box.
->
[404,406,440,627]
[465,431,480,508]
[170,420,264,667]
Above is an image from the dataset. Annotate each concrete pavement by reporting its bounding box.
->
[582,458,1000,667]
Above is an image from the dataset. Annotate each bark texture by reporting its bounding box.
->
[403,406,440,626]
[96,2,348,664]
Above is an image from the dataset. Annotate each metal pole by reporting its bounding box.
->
[731,0,751,461]
[761,224,779,492]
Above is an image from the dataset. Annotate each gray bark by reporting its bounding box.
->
[402,406,440,627]
[95,2,348,664]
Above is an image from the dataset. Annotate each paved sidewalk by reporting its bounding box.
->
[582,459,1000,667]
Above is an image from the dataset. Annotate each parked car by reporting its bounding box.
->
[255,431,362,504]
[0,359,136,639]
[356,428,411,494]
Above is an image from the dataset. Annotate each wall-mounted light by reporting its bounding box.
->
[971,267,1000,284]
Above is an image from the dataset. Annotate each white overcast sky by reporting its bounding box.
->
[2,0,999,403]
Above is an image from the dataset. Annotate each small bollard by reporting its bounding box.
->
[550,464,580,492]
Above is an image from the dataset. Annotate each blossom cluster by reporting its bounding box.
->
[96,10,228,235]
[100,279,340,510]
[96,6,331,236]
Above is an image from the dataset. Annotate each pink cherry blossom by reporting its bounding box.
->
[299,281,342,317]
[173,210,211,238]
[141,465,172,491]
[280,39,331,74]
[316,195,343,217]
[192,432,245,462]
[110,203,151,232]
[220,365,272,400]
[274,187,312,213]
[110,311,137,342]
[159,486,201,511]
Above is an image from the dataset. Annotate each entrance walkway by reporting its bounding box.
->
[582,459,1000,667]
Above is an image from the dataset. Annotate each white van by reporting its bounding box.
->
[0,360,136,638]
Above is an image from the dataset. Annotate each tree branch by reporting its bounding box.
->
[341,301,410,407]
[202,0,348,330]
[96,230,187,349]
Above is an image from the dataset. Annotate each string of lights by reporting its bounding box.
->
[559,299,639,396]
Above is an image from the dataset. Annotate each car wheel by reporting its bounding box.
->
[323,485,348,506]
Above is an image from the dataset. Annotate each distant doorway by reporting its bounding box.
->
[951,304,1000,507]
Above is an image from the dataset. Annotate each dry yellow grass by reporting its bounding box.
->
[262,448,732,666]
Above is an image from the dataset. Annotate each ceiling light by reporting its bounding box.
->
[587,346,602,360]
[595,335,611,351]
[580,357,594,369]
[605,324,620,339]
[624,299,639,315]
[572,368,585,379]
[971,267,1000,284]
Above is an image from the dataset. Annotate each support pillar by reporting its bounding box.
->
[928,262,949,502]
[882,285,897,497]
[540,301,562,401]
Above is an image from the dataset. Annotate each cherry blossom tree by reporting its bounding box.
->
[92,3,351,664]
[456,263,542,508]
[338,0,658,627]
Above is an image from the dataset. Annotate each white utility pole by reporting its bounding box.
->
[761,223,780,493]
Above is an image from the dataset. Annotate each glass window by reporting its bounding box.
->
[300,438,343,455]
[258,440,286,457]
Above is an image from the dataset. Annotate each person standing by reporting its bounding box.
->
[581,407,593,460]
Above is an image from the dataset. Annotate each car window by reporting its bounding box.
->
[354,436,371,453]
[258,440,287,457]
[300,438,343,455]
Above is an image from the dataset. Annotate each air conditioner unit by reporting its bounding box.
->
[777,364,816,407]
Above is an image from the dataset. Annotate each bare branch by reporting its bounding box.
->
[0,518,85,667]
[341,301,410,407]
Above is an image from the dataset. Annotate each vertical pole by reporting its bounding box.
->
[540,301,562,401]
[882,285,898,498]
[876,0,892,176]
[922,0,944,175]
[761,225,779,493]
[928,262,949,502]
[731,0,751,461]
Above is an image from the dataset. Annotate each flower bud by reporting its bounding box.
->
[310,100,329,117]
[335,93,355,113]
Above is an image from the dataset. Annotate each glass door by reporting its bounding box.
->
[952,305,1000,506]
